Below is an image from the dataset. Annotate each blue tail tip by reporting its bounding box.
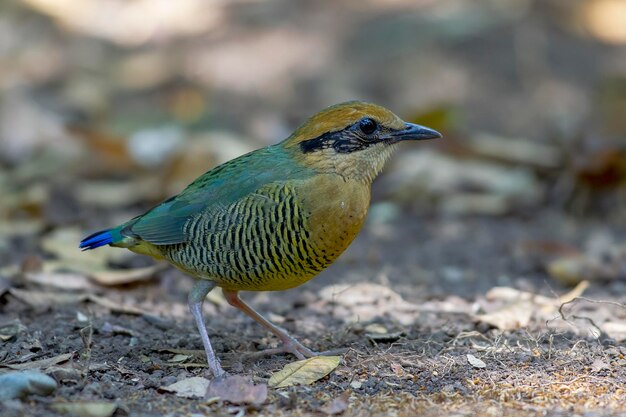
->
[79,230,113,250]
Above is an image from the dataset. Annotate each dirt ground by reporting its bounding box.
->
[2,209,626,417]
[1,0,626,416]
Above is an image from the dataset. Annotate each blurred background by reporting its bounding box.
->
[1,0,626,296]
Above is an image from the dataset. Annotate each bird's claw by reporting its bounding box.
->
[242,341,347,361]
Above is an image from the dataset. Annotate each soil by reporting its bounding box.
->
[2,209,626,417]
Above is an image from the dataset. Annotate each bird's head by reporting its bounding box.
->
[283,101,441,182]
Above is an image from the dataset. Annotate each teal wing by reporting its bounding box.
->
[123,145,312,245]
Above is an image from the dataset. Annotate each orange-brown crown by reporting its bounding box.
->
[283,101,406,147]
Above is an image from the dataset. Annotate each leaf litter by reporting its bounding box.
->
[268,356,341,388]
[205,375,268,406]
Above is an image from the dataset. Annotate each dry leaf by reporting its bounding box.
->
[548,255,621,285]
[87,294,148,315]
[88,264,163,286]
[206,375,268,405]
[0,319,27,341]
[9,288,88,307]
[476,300,534,331]
[591,358,611,373]
[8,288,148,315]
[268,356,340,388]
[23,271,95,290]
[475,282,589,331]
[51,402,118,417]
[364,323,388,334]
[317,283,420,325]
[467,354,486,369]
[2,352,74,370]
[159,377,210,398]
[167,354,192,363]
[602,322,626,341]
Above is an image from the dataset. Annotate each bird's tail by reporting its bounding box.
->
[79,227,125,250]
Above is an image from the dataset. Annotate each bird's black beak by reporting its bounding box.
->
[388,122,442,143]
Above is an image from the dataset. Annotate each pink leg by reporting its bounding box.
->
[222,289,316,360]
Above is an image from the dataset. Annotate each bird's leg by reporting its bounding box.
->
[222,289,316,360]
[188,280,226,378]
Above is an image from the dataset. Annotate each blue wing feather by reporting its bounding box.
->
[125,145,312,246]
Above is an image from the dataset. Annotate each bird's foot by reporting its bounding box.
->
[243,341,347,361]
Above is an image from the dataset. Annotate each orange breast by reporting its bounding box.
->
[297,174,371,265]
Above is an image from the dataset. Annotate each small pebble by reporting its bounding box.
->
[0,371,57,400]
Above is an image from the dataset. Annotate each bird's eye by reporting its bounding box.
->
[359,118,377,135]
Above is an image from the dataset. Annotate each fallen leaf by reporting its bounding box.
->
[319,390,350,415]
[206,375,268,405]
[159,376,210,398]
[51,402,118,417]
[364,323,388,334]
[167,354,192,363]
[9,288,87,307]
[41,228,106,264]
[0,319,27,341]
[475,281,589,330]
[88,264,163,285]
[2,352,74,370]
[268,356,341,388]
[316,283,420,325]
[87,294,148,315]
[467,354,486,369]
[350,380,362,389]
[476,300,534,330]
[548,254,621,285]
[7,289,148,315]
[591,358,611,373]
[602,322,626,341]
[23,271,95,290]
[46,365,82,382]
[367,331,403,343]
[101,322,134,336]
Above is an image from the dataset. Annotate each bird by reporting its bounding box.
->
[79,101,441,378]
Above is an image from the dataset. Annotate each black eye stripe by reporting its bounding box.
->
[300,118,384,154]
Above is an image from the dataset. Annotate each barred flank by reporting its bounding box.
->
[163,183,328,291]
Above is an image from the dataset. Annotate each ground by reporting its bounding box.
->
[2,210,626,416]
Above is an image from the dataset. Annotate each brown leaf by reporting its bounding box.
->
[9,288,88,307]
[475,282,589,330]
[476,300,534,331]
[159,376,210,399]
[548,255,620,285]
[23,271,95,290]
[88,264,163,286]
[87,294,148,315]
[317,283,420,325]
[205,375,267,406]
[268,356,340,388]
[7,288,148,315]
